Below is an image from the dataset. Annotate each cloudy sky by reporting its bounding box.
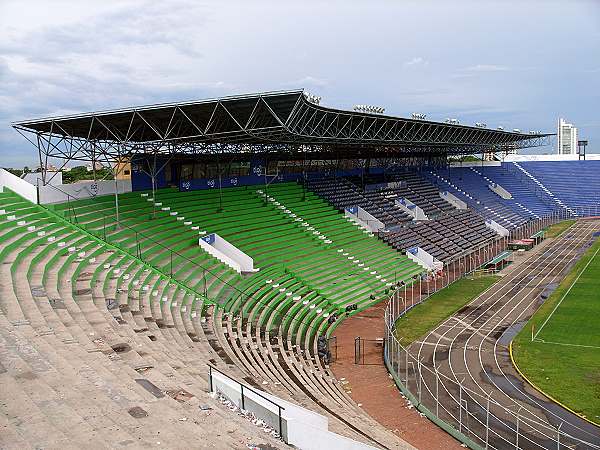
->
[1,0,599,167]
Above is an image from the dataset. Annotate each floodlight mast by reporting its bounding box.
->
[353,104,385,114]
[303,91,322,105]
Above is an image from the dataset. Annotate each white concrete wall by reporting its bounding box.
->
[439,191,467,210]
[356,206,384,231]
[23,171,62,186]
[345,206,384,233]
[505,154,600,162]
[0,168,38,203]
[287,419,377,450]
[199,233,257,273]
[395,198,428,220]
[406,246,443,271]
[488,183,512,199]
[449,161,502,167]
[211,371,377,450]
[38,179,132,204]
[485,219,510,237]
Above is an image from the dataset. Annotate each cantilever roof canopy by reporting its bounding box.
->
[13,89,551,162]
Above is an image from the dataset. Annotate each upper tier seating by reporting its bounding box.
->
[381,209,497,262]
[307,174,499,263]
[346,172,455,218]
[421,167,531,229]
[1,187,416,449]
[53,183,422,319]
[473,164,558,217]
[514,160,600,211]
[307,177,413,227]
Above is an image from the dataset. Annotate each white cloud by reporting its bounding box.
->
[403,57,428,67]
[464,64,510,72]
[286,76,328,88]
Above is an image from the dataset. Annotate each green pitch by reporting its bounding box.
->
[513,232,600,425]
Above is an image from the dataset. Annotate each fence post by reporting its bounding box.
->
[240,384,245,410]
[435,369,439,417]
[453,260,456,283]
[485,393,491,449]
[417,361,422,404]
[459,383,463,433]
[209,365,213,393]
[515,406,522,450]
[405,348,409,386]
[278,405,284,439]
[389,334,395,370]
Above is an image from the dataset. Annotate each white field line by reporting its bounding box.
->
[532,338,600,350]
[533,244,600,340]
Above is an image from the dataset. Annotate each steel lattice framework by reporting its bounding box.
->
[12,89,551,166]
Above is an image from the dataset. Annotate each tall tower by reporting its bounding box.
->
[557,118,578,155]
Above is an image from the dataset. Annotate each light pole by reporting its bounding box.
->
[578,140,588,161]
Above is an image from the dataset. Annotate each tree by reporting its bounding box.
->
[4,168,23,177]
[62,165,114,184]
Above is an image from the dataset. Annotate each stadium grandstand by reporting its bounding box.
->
[2,89,599,450]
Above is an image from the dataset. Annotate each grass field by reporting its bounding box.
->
[394,275,500,346]
[513,234,600,425]
[544,219,576,238]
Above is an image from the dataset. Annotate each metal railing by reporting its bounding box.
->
[208,364,286,442]
[383,212,600,450]
[45,182,249,303]
[37,183,355,338]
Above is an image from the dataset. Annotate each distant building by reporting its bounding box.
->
[37,163,58,172]
[86,162,104,172]
[482,148,517,161]
[557,118,578,155]
[115,158,131,180]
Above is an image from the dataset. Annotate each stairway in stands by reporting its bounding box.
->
[468,167,541,219]
[511,162,577,216]
[423,167,527,229]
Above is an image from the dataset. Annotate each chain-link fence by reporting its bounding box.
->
[383,211,600,450]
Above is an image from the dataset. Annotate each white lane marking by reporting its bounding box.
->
[533,338,600,350]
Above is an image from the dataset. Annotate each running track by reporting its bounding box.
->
[409,219,600,450]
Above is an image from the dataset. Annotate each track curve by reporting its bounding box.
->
[409,219,600,450]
